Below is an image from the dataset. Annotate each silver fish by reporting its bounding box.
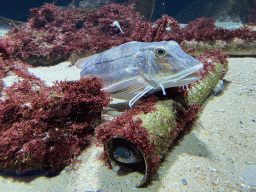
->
[76,41,203,107]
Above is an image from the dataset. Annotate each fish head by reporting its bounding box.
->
[135,41,203,90]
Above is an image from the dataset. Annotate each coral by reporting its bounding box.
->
[0,77,110,173]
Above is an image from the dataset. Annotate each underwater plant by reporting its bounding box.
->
[96,97,159,173]
[1,29,112,173]
[131,14,180,42]
[0,76,110,173]
[178,17,256,56]
[0,37,15,60]
[5,3,256,65]
[0,37,29,94]
[180,17,256,42]
[196,49,229,79]
[7,3,145,65]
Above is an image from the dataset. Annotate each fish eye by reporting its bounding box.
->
[156,48,166,56]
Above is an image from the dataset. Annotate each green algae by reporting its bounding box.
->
[182,40,256,56]
[186,61,228,106]
[136,100,179,158]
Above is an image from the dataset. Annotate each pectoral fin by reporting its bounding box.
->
[102,78,146,95]
[102,78,154,107]
[128,86,154,108]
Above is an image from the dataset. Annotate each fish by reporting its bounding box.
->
[76,40,203,108]
[111,21,124,33]
[113,146,144,164]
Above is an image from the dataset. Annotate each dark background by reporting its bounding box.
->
[0,0,254,23]
[0,0,69,21]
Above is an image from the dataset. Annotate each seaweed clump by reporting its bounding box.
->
[0,76,110,174]
[6,3,256,65]
[0,37,15,60]
[7,3,145,65]
[96,97,160,174]
[0,36,31,93]
[196,49,229,79]
[181,17,256,42]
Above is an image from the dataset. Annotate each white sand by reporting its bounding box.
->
[28,61,81,86]
[0,58,256,192]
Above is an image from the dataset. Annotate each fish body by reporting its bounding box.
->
[114,146,144,164]
[76,41,203,107]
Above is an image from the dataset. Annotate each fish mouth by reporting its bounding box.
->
[175,63,203,81]
[164,63,204,86]
[148,63,203,95]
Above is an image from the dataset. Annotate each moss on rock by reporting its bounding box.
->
[186,61,228,106]
[136,100,179,158]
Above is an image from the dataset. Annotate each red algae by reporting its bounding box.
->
[0,77,110,173]
[196,49,229,80]
[96,96,159,174]
[4,3,255,65]
[176,104,202,131]
[180,17,256,42]
[131,14,180,42]
[96,96,157,146]
[0,37,15,60]
[0,39,111,173]
[6,3,145,64]
[182,17,218,41]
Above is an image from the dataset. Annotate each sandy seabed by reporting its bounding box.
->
[0,57,255,192]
